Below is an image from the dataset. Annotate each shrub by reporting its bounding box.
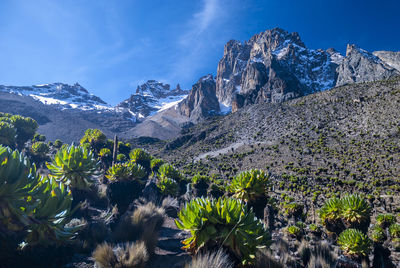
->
[0,121,16,147]
[175,197,269,265]
[80,128,107,153]
[283,202,304,218]
[389,223,400,238]
[32,133,46,142]
[150,158,164,173]
[10,115,38,149]
[54,139,63,148]
[25,177,79,245]
[106,162,146,182]
[285,225,302,239]
[158,164,181,181]
[0,146,41,233]
[392,238,400,251]
[369,225,386,244]
[318,197,344,233]
[117,153,127,163]
[340,194,371,231]
[0,146,78,246]
[31,141,49,158]
[228,169,268,202]
[376,214,396,228]
[129,148,152,169]
[47,144,99,190]
[157,177,179,197]
[337,229,372,258]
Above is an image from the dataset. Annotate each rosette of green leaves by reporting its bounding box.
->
[106,161,146,182]
[337,228,372,258]
[228,169,268,202]
[376,214,396,229]
[0,146,40,232]
[341,194,371,231]
[0,121,16,147]
[157,177,179,197]
[158,164,181,181]
[47,144,99,190]
[129,148,152,169]
[25,177,80,245]
[389,224,400,238]
[175,197,269,265]
[318,197,343,232]
[31,141,49,158]
[369,225,386,244]
[150,158,164,173]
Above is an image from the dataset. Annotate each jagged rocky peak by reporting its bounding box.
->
[178,74,220,122]
[116,80,188,122]
[216,27,342,112]
[335,44,400,87]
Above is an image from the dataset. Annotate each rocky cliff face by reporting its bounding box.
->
[335,44,400,86]
[373,51,400,72]
[177,75,220,122]
[214,27,400,113]
[216,28,343,112]
[116,80,188,122]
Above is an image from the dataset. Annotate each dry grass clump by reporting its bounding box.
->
[185,250,233,268]
[92,241,148,268]
[113,201,165,255]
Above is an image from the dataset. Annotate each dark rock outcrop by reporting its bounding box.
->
[177,75,220,122]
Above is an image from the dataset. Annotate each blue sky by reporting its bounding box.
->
[0,0,399,105]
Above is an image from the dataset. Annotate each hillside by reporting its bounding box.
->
[138,77,400,204]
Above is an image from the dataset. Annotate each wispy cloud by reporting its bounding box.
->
[167,0,232,86]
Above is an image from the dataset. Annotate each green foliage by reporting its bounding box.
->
[47,144,99,190]
[392,238,400,251]
[0,121,16,147]
[54,139,63,148]
[283,202,304,218]
[80,129,107,153]
[175,197,269,265]
[105,161,146,182]
[319,197,342,223]
[191,174,210,187]
[158,163,181,181]
[340,194,371,229]
[25,177,79,245]
[285,225,302,238]
[389,223,400,238]
[32,133,46,142]
[369,225,386,244]
[0,146,41,232]
[228,169,268,202]
[376,213,396,228]
[10,115,38,148]
[157,178,179,197]
[0,146,77,246]
[30,141,49,158]
[98,148,111,158]
[116,153,127,163]
[150,158,164,173]
[129,148,152,169]
[105,163,130,181]
[337,229,372,258]
[118,142,131,156]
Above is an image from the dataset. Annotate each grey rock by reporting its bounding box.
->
[336,44,400,87]
[373,50,400,72]
[177,74,220,122]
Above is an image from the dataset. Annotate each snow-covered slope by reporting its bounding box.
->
[116,80,188,122]
[0,83,113,111]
